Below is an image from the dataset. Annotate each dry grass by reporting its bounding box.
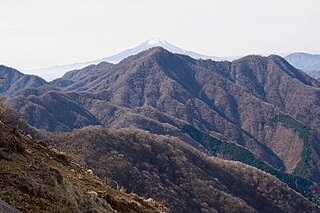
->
[0,122,170,213]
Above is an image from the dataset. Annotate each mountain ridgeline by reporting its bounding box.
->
[25,38,231,81]
[285,52,320,79]
[49,126,319,213]
[1,47,320,211]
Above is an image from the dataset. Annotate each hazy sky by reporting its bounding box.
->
[0,0,319,70]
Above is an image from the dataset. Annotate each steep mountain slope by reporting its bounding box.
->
[52,126,320,213]
[0,65,48,95]
[24,38,233,81]
[180,124,320,203]
[285,53,320,79]
[2,48,320,202]
[0,120,170,213]
[0,65,100,131]
[51,48,320,181]
[3,48,320,181]
[9,90,101,131]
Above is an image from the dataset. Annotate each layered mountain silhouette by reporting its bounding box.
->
[52,48,320,174]
[1,47,320,210]
[1,104,318,212]
[0,66,100,131]
[285,52,320,79]
[24,38,235,81]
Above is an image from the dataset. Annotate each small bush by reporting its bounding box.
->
[0,97,23,128]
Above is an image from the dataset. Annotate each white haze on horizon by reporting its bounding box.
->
[0,0,319,71]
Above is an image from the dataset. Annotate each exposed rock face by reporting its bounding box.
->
[0,199,22,213]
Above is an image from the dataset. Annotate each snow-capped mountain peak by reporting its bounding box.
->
[24,38,235,81]
[146,38,167,46]
[136,38,188,55]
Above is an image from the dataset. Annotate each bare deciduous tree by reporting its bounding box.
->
[0,98,23,127]
[0,75,23,127]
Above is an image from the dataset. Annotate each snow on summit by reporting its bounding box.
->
[25,38,234,81]
[147,38,167,46]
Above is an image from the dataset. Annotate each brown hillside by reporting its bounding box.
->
[53,48,320,182]
[53,126,320,213]
[0,122,170,213]
[2,47,320,189]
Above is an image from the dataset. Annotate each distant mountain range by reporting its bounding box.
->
[285,52,320,79]
[23,38,320,82]
[2,47,320,211]
[24,38,236,81]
